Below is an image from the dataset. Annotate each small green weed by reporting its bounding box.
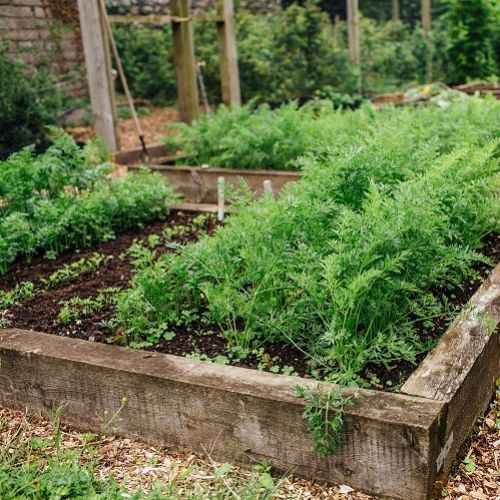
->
[58,288,120,325]
[42,253,105,287]
[295,384,355,458]
[0,282,36,309]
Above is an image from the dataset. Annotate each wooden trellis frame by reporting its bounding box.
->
[345,0,433,88]
[77,0,241,150]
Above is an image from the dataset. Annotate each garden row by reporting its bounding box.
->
[0,96,499,498]
[1,95,499,391]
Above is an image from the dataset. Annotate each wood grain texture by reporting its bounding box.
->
[0,329,443,499]
[77,0,119,151]
[114,143,167,164]
[171,0,199,123]
[215,0,241,106]
[346,0,360,65]
[403,263,500,480]
[128,164,301,203]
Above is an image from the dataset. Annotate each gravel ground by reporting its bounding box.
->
[1,386,498,499]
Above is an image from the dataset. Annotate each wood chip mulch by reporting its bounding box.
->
[65,106,181,150]
[440,386,500,500]
[0,406,370,499]
[1,386,499,499]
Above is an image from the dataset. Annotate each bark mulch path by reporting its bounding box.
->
[0,405,372,499]
[1,385,499,499]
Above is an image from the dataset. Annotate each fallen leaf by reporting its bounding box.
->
[339,484,354,494]
[485,418,496,430]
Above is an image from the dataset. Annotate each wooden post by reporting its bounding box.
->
[421,0,431,32]
[77,0,119,151]
[171,0,199,123]
[346,0,360,66]
[215,0,241,106]
[421,0,432,82]
[392,0,400,21]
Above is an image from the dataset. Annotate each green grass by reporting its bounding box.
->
[119,96,500,385]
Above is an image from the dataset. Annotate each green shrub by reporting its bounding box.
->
[118,97,500,385]
[441,0,499,83]
[0,39,61,159]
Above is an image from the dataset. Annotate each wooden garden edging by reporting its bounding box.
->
[129,164,301,204]
[0,272,498,498]
[114,143,302,204]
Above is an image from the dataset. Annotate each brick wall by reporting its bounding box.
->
[105,0,281,16]
[0,0,280,100]
[0,0,86,97]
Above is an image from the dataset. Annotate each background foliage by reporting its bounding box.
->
[112,0,499,107]
[0,39,61,160]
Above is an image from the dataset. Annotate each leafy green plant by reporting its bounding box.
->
[118,97,500,377]
[0,282,36,309]
[0,133,176,273]
[167,101,324,170]
[167,90,499,170]
[42,253,105,287]
[295,385,354,457]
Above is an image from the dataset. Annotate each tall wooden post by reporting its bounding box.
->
[77,0,119,151]
[171,0,199,123]
[421,0,431,32]
[215,0,241,106]
[421,0,432,82]
[392,0,400,21]
[346,0,360,66]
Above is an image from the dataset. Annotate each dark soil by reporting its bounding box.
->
[1,216,499,388]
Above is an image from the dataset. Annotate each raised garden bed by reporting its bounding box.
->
[115,143,301,204]
[2,99,499,499]
[0,206,498,498]
[0,261,498,499]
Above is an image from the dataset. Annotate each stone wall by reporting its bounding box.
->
[0,0,86,97]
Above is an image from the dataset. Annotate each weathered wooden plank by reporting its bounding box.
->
[77,0,119,151]
[171,0,200,123]
[0,329,443,499]
[170,202,220,213]
[128,164,301,203]
[215,0,241,106]
[114,143,168,164]
[403,262,500,480]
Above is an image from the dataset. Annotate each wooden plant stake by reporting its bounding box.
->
[218,176,225,221]
[346,0,361,91]
[263,180,273,195]
[421,0,433,82]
